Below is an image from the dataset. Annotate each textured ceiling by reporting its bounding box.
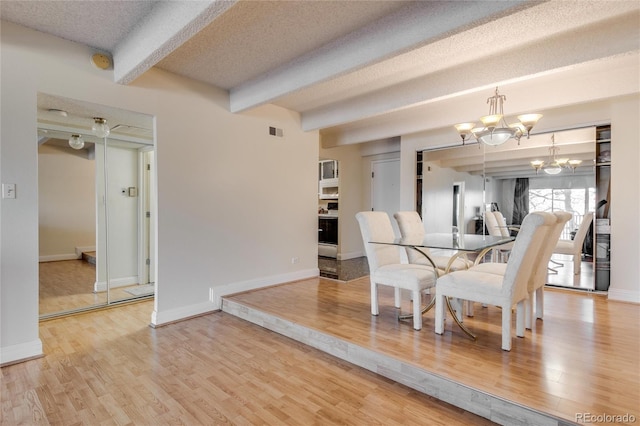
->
[2,0,638,148]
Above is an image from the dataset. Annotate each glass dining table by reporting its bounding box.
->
[370,232,515,339]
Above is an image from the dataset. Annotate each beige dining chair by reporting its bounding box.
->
[552,211,593,276]
[356,211,438,330]
[434,211,556,351]
[393,211,472,275]
[484,211,514,262]
[469,211,570,329]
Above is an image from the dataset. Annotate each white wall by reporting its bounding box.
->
[38,144,96,260]
[1,22,319,364]
[609,95,640,303]
[421,161,483,234]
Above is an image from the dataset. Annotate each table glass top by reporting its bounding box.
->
[373,233,514,251]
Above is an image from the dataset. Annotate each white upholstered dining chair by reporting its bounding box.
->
[552,211,593,276]
[484,211,514,262]
[526,211,572,327]
[434,211,556,351]
[356,211,438,330]
[393,211,472,275]
[469,211,569,329]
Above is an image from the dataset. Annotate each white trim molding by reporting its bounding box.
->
[209,268,319,310]
[0,339,43,366]
[93,276,139,292]
[39,253,78,262]
[607,289,640,304]
[150,268,319,327]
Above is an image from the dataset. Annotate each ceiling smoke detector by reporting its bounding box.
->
[91,53,111,70]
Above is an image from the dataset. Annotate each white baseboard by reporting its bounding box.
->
[0,339,43,366]
[210,268,319,310]
[148,268,319,327]
[607,288,640,304]
[150,301,218,327]
[75,246,95,257]
[39,253,78,262]
[338,250,364,261]
[94,276,139,292]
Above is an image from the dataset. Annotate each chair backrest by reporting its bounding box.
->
[356,212,402,272]
[393,211,431,263]
[502,212,556,301]
[573,211,594,248]
[529,211,572,290]
[484,211,502,237]
[493,211,511,237]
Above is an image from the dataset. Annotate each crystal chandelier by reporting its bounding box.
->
[455,87,542,146]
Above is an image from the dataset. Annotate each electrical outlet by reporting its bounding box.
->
[291,257,300,264]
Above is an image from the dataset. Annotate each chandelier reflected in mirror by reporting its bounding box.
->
[530,134,583,175]
[455,87,542,146]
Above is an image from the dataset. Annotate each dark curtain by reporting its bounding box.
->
[512,177,529,226]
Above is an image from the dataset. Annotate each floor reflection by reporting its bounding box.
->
[546,254,596,291]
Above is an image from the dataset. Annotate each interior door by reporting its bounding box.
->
[371,158,401,233]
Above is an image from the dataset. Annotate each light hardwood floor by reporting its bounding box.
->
[225,277,639,425]
[39,259,153,317]
[2,300,492,425]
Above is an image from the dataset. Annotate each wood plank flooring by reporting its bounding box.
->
[1,301,493,425]
[224,277,640,425]
[39,260,153,317]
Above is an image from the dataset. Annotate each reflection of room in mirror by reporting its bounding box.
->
[419,126,597,290]
[37,93,156,319]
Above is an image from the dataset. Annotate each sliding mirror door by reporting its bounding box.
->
[38,94,155,318]
[421,127,596,290]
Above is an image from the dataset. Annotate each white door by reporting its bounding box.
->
[371,159,401,233]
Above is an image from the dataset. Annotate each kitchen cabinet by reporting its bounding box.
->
[319,160,339,199]
[319,160,338,181]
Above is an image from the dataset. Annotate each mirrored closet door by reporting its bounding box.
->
[37,94,156,319]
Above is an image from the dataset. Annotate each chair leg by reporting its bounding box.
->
[370,281,379,316]
[535,287,544,320]
[573,252,581,275]
[501,303,512,351]
[466,300,474,317]
[516,301,525,338]
[412,290,422,330]
[525,293,533,330]
[435,291,445,335]
[394,287,401,308]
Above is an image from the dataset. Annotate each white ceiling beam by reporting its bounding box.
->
[303,12,639,132]
[114,0,237,85]
[229,1,529,113]
[320,52,639,147]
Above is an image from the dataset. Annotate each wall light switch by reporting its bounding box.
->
[2,183,16,199]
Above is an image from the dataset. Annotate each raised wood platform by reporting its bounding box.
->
[224,276,639,425]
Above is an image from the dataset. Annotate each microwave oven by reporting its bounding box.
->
[319,180,339,199]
